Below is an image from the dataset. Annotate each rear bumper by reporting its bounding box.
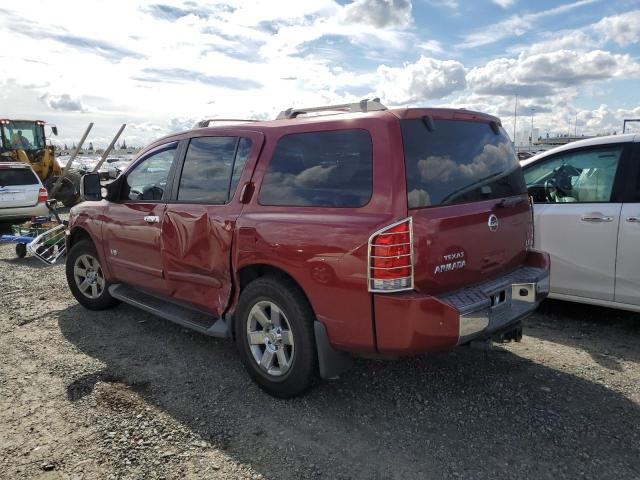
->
[374,250,550,354]
[0,203,48,221]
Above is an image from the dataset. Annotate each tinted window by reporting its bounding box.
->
[230,137,251,198]
[124,145,176,201]
[401,119,525,208]
[178,136,252,204]
[0,168,38,186]
[259,129,373,207]
[524,146,622,203]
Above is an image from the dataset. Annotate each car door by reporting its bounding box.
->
[102,142,178,294]
[615,142,640,305]
[524,144,627,301]
[162,131,263,316]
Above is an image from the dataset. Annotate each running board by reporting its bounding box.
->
[108,284,229,338]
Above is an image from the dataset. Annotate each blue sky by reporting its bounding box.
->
[0,0,639,147]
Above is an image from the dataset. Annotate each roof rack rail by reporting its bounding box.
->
[276,98,387,120]
[195,118,259,128]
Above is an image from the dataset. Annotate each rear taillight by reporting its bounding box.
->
[37,187,48,203]
[526,196,534,249]
[368,217,414,292]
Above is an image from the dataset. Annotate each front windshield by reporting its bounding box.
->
[1,121,45,150]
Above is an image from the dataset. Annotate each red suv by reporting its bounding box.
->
[66,99,549,397]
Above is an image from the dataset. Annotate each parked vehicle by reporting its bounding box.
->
[65,100,550,397]
[521,133,640,312]
[0,162,49,221]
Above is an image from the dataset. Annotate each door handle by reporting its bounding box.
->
[581,215,613,222]
[626,216,640,223]
[143,215,160,223]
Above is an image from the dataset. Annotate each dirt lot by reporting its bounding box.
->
[1,223,639,480]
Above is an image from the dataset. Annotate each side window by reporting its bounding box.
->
[229,137,251,198]
[258,129,373,207]
[124,144,176,201]
[523,146,623,203]
[177,136,252,204]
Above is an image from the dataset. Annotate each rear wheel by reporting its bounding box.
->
[66,240,119,310]
[235,276,317,398]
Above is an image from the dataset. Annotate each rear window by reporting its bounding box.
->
[259,129,373,207]
[401,119,525,208]
[0,168,39,187]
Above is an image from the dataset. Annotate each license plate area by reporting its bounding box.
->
[490,289,508,308]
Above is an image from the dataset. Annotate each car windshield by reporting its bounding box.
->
[2,121,45,150]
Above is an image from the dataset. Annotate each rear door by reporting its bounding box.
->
[523,144,627,300]
[0,166,41,208]
[614,142,640,305]
[162,131,263,316]
[400,117,531,296]
[102,142,178,294]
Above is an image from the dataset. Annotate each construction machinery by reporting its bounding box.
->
[0,119,81,206]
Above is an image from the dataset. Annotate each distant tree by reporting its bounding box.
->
[88,142,94,151]
[64,144,68,150]
[72,143,76,150]
[121,139,127,150]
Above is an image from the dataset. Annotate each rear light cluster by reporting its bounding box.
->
[37,187,48,203]
[368,217,414,292]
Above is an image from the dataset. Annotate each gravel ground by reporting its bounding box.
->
[1,220,639,479]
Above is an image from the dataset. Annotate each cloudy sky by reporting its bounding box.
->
[1,0,639,148]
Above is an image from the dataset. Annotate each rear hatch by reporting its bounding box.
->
[399,112,531,296]
[0,165,41,208]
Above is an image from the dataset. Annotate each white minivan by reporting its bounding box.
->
[0,162,49,221]
[521,134,640,312]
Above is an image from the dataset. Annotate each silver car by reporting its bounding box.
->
[521,133,640,312]
[0,162,49,221]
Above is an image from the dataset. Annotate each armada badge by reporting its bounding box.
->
[488,214,499,232]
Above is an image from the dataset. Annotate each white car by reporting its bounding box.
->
[521,133,640,312]
[0,162,49,221]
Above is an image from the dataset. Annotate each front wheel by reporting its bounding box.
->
[66,240,119,310]
[235,276,318,398]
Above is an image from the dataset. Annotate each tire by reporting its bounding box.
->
[65,240,119,310]
[15,243,27,258]
[46,171,81,207]
[234,275,318,398]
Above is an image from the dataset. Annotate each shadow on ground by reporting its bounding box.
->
[527,299,640,370]
[57,303,640,479]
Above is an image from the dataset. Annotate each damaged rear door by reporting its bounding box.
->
[162,130,263,317]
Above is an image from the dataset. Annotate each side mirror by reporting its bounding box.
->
[51,126,58,136]
[80,173,102,201]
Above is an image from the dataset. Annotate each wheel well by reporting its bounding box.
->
[68,227,92,249]
[237,264,316,315]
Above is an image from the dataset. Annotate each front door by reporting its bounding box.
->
[103,142,178,294]
[162,132,262,316]
[525,144,626,300]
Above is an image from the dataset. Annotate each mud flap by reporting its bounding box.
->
[314,321,353,379]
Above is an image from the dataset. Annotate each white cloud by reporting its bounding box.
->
[492,0,516,8]
[461,0,597,48]
[41,94,86,112]
[344,0,412,28]
[376,56,467,104]
[467,49,640,98]
[593,10,640,46]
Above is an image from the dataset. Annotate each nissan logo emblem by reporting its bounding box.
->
[488,214,499,232]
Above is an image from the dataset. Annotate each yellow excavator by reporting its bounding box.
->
[0,119,81,206]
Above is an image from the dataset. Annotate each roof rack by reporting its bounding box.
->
[195,118,259,128]
[276,98,387,120]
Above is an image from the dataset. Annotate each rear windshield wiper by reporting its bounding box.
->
[440,167,517,205]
